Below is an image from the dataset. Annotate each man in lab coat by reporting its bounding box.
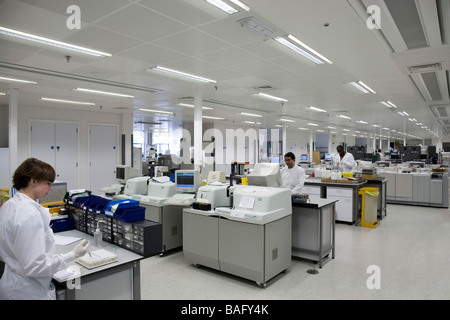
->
[333,145,357,172]
[281,152,305,194]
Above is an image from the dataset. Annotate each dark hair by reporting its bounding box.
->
[336,145,344,152]
[284,152,295,160]
[12,158,56,190]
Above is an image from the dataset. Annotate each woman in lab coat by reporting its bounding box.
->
[333,145,357,172]
[0,158,89,300]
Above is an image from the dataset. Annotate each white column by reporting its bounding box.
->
[193,88,203,171]
[282,126,287,158]
[121,113,133,166]
[8,88,19,183]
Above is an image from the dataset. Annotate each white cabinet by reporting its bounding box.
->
[30,121,78,190]
[327,187,353,222]
[303,185,321,202]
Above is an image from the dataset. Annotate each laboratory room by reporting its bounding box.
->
[0,0,450,305]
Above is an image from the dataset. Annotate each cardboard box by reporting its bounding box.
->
[361,174,378,180]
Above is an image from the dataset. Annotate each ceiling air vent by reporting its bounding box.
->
[254,85,275,91]
[407,62,442,73]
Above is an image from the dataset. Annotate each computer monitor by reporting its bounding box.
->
[247,163,282,187]
[175,170,201,193]
[272,155,281,163]
[325,153,332,161]
[116,165,140,183]
[300,154,308,162]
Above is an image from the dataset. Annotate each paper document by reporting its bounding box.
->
[54,235,83,246]
[239,196,255,209]
[152,176,171,183]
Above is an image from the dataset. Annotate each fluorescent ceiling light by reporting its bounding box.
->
[338,114,351,119]
[254,92,288,102]
[244,121,255,124]
[309,106,327,113]
[0,26,111,58]
[343,129,350,132]
[308,123,319,126]
[273,34,332,65]
[298,127,309,130]
[381,101,397,108]
[0,76,36,84]
[148,66,216,83]
[274,36,324,65]
[202,115,225,120]
[402,111,409,116]
[138,108,174,115]
[357,81,376,94]
[75,87,134,98]
[373,124,380,127]
[316,129,325,132]
[178,103,213,110]
[40,97,95,106]
[356,120,368,124]
[206,0,238,14]
[349,81,375,94]
[280,118,295,123]
[328,126,336,129]
[230,0,250,11]
[240,112,262,117]
[0,92,5,96]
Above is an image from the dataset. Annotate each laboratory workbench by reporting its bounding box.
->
[54,229,143,300]
[304,178,366,224]
[291,199,337,268]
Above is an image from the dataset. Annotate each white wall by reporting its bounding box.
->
[16,104,130,188]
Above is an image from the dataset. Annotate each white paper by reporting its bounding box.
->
[152,176,171,183]
[54,235,83,246]
[239,196,255,209]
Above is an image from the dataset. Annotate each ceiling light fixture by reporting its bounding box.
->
[381,101,397,108]
[356,120,368,124]
[202,115,225,120]
[298,127,309,130]
[308,123,319,126]
[240,112,263,117]
[206,0,238,14]
[148,66,216,83]
[280,118,295,122]
[0,92,6,95]
[0,76,36,84]
[178,103,213,110]
[238,16,274,37]
[75,87,134,98]
[338,114,351,120]
[138,108,174,115]
[349,81,375,94]
[254,92,288,102]
[274,34,333,64]
[230,0,250,11]
[40,97,95,106]
[309,106,327,113]
[0,26,111,58]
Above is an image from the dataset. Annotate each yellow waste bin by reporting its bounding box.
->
[358,187,380,228]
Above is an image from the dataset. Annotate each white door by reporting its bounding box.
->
[31,121,78,189]
[31,121,56,167]
[55,123,78,190]
[89,124,117,195]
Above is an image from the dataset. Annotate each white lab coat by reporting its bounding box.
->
[0,192,75,300]
[281,165,305,194]
[332,152,357,172]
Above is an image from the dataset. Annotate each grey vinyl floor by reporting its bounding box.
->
[140,203,450,300]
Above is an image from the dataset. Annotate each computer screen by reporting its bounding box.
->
[272,156,281,163]
[300,154,308,162]
[116,165,139,183]
[247,163,281,187]
[325,153,332,160]
[175,170,200,193]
